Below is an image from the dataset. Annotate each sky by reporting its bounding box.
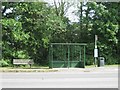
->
[43,0,89,22]
[43,0,80,22]
[4,0,88,22]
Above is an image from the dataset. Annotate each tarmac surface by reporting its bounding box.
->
[0,67,118,88]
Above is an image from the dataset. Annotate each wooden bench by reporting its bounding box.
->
[13,59,34,68]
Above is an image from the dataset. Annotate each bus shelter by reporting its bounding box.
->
[49,43,87,68]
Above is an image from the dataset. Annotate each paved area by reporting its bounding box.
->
[1,67,118,88]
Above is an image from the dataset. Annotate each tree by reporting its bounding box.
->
[87,2,119,64]
[1,1,119,66]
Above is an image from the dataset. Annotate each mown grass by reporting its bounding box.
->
[0,64,119,72]
[0,65,57,72]
[85,64,118,68]
[0,69,58,72]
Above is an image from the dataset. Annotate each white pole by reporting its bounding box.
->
[94,35,98,67]
[95,35,98,48]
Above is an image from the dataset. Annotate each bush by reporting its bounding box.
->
[86,55,94,65]
[105,56,118,65]
[0,59,9,67]
[13,50,30,59]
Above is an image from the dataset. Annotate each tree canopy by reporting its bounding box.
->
[0,1,119,66]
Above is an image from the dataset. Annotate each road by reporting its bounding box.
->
[1,67,118,88]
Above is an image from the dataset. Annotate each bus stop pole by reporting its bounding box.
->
[94,35,98,67]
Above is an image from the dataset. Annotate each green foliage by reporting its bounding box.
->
[13,50,30,59]
[105,56,118,65]
[0,59,10,67]
[1,1,119,66]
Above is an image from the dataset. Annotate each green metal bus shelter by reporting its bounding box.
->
[49,43,87,68]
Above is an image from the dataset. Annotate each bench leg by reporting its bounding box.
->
[13,64,14,69]
[29,64,31,68]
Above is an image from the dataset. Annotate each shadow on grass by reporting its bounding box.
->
[12,66,50,69]
[0,66,50,69]
[22,67,50,69]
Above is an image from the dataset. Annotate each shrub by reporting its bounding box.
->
[0,59,9,67]
[105,57,118,65]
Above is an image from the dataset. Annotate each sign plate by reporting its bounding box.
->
[94,48,98,57]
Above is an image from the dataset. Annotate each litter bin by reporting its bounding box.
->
[98,57,105,67]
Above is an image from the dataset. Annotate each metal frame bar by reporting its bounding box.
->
[51,43,87,46]
[84,46,86,68]
[49,43,86,68]
[51,45,53,68]
[79,46,81,61]
[68,45,70,68]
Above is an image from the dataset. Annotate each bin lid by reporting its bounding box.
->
[99,57,105,60]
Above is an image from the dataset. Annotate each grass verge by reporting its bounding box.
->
[85,64,118,68]
[0,66,58,72]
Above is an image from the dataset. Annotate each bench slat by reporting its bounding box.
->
[13,59,34,65]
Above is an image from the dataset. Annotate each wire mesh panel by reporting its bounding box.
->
[52,45,67,68]
[49,43,86,68]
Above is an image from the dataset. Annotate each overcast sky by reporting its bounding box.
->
[4,0,82,22]
[43,0,80,22]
